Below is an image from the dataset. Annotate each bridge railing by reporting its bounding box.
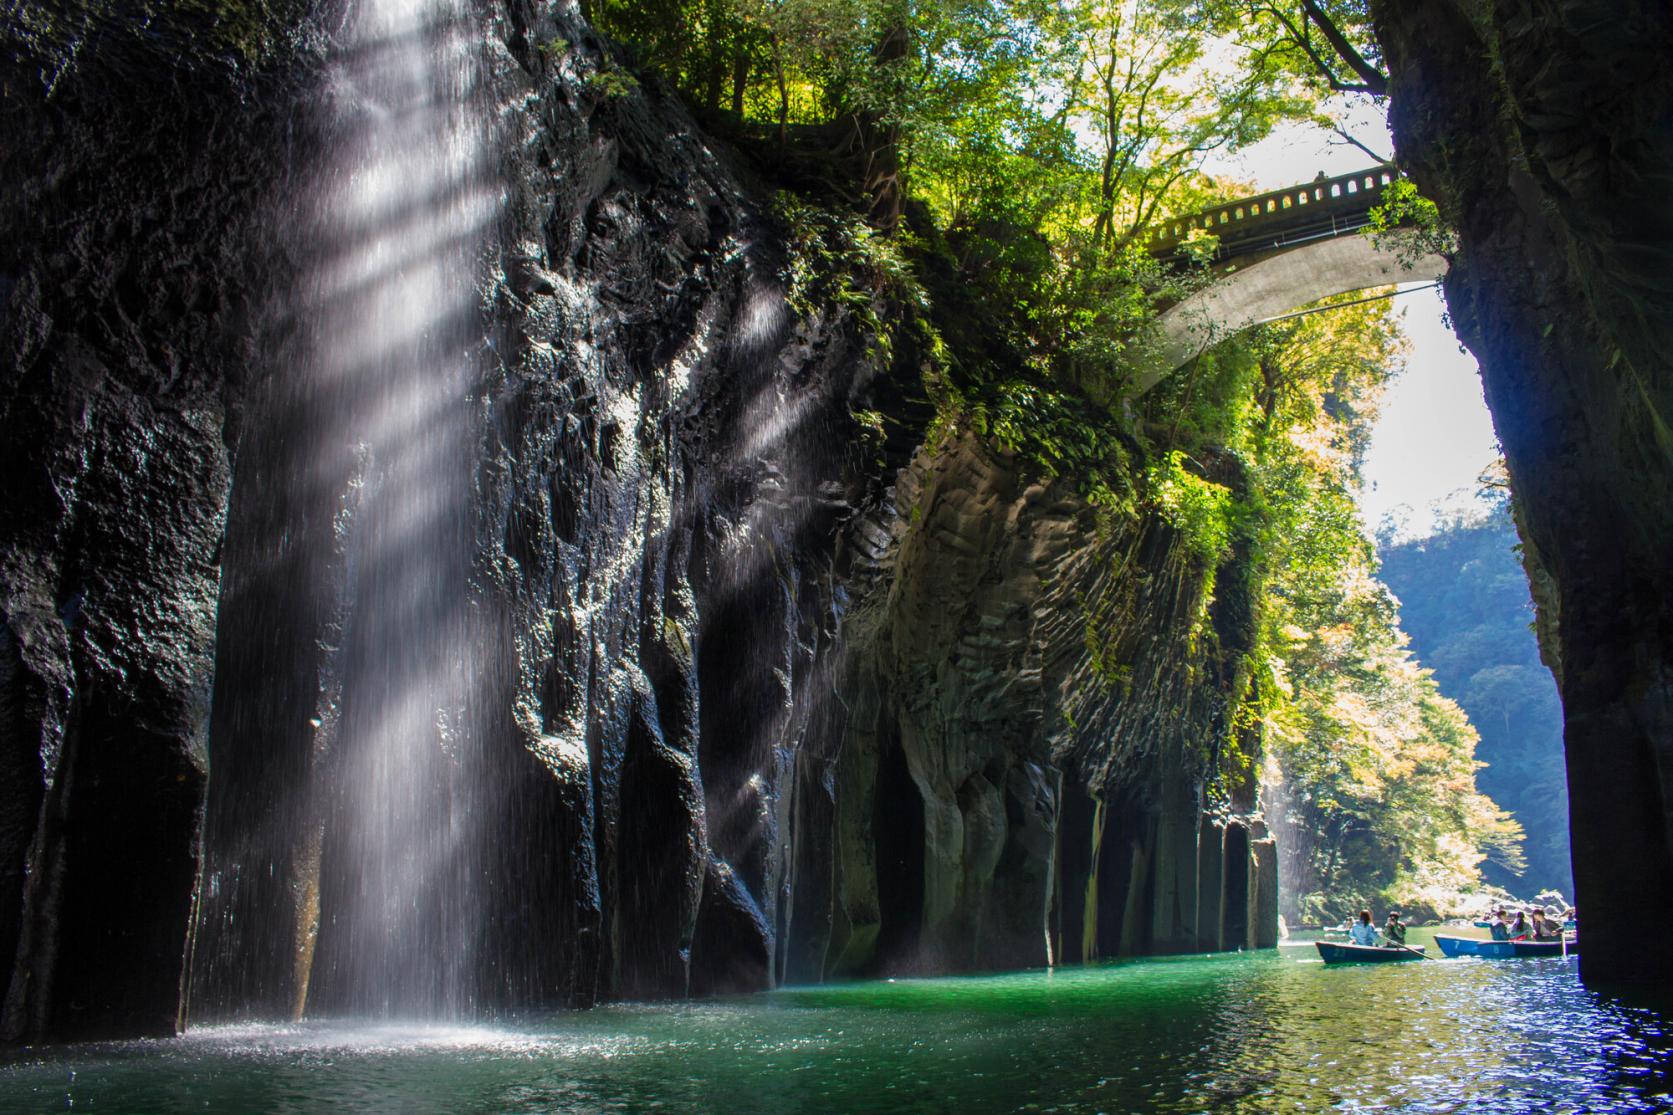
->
[1148,165,1399,261]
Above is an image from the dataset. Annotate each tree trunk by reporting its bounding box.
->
[857,23,911,233]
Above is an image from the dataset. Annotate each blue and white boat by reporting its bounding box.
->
[1434,933,1577,959]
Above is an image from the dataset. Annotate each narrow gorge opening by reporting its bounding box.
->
[3,2,1670,1109]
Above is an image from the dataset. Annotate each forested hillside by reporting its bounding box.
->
[1379,500,1571,897]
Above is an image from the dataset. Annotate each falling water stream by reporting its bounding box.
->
[282,0,498,1015]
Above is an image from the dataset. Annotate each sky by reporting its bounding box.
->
[1198,100,1503,541]
[1358,286,1501,537]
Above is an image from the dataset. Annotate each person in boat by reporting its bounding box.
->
[1349,910,1379,946]
[1383,911,1407,948]
[1508,910,1530,940]
[1489,909,1512,941]
[1533,908,1564,941]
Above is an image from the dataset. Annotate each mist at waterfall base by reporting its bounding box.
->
[6,937,1670,1112]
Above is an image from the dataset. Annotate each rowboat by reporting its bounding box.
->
[1433,934,1577,959]
[1315,941,1426,963]
[1434,934,1516,958]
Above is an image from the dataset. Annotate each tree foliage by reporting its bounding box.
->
[1377,497,1571,898]
[1112,284,1522,923]
[595,0,1315,328]
[1264,558,1525,925]
[1196,300,1525,926]
[1194,0,1387,96]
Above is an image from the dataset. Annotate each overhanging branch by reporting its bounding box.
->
[1300,0,1388,95]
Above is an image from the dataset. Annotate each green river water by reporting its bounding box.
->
[3,931,1667,1113]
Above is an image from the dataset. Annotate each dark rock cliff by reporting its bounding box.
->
[0,0,1275,1040]
[803,434,1273,978]
[1372,0,1673,984]
[0,10,316,1039]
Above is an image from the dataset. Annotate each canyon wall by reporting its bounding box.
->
[0,0,1274,1041]
[1372,0,1673,984]
[0,11,312,1039]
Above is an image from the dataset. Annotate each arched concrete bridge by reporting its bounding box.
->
[1136,165,1449,394]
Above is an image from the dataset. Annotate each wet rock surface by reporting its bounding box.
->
[0,20,315,1039]
[2,0,1276,1040]
[810,434,1266,974]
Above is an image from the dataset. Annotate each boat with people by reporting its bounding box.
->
[1435,934,1516,958]
[1441,903,1578,958]
[1435,934,1577,958]
[1315,941,1426,964]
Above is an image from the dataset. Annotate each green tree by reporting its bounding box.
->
[1263,561,1524,925]
[1200,0,1388,96]
[1378,498,1571,896]
[1189,298,1526,926]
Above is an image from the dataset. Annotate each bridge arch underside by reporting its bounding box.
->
[1145,233,1448,393]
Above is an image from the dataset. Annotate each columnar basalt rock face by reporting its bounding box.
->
[792,433,1273,976]
[0,28,311,1039]
[1,0,1279,1041]
[1196,816,1226,950]
[1252,832,1278,950]
[1371,0,1673,986]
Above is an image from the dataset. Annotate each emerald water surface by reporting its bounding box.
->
[5,934,1668,1112]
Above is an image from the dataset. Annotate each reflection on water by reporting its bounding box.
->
[5,936,1669,1113]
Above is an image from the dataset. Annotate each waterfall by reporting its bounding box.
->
[301,0,500,1016]
[192,0,503,1019]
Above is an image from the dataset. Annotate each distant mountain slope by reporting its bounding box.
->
[1378,502,1571,896]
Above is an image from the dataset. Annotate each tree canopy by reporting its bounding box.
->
[1185,298,1525,925]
